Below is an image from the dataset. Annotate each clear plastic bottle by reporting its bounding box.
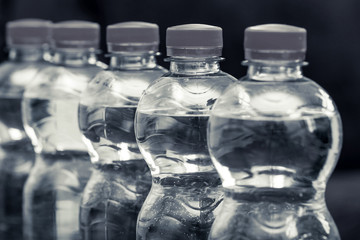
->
[22,21,105,240]
[135,24,237,240]
[208,24,342,240]
[78,21,167,240]
[0,19,52,240]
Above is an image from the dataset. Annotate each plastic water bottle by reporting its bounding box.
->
[78,21,167,240]
[22,21,105,240]
[0,19,51,240]
[135,24,237,240]
[208,24,342,240]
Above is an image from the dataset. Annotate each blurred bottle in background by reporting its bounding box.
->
[135,24,237,240]
[78,21,167,240]
[208,24,342,240]
[0,19,52,240]
[22,20,105,240]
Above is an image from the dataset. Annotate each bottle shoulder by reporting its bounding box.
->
[106,64,167,81]
[212,76,340,120]
[24,63,103,99]
[0,60,49,97]
[137,71,237,114]
[144,70,237,95]
[80,66,168,108]
[238,75,335,103]
[161,69,235,79]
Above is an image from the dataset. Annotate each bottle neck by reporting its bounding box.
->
[169,57,221,75]
[52,49,98,67]
[245,60,304,81]
[109,52,158,70]
[8,46,50,62]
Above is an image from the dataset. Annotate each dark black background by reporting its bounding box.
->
[0,0,359,239]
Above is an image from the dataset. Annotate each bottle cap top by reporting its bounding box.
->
[6,19,52,47]
[244,24,307,60]
[107,21,159,53]
[53,20,100,49]
[166,24,223,57]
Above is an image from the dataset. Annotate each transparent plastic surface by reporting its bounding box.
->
[79,53,167,239]
[0,48,49,240]
[22,52,104,240]
[208,61,342,240]
[135,58,236,239]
